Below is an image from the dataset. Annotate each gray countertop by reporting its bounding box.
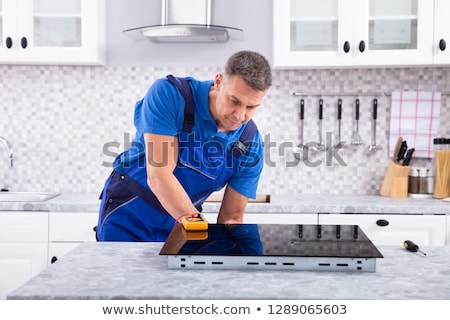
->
[7,241,450,300]
[0,192,449,215]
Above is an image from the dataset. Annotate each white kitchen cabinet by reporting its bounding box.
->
[273,0,435,68]
[433,0,450,64]
[0,0,105,65]
[0,211,48,300]
[318,213,446,246]
[273,0,354,67]
[48,211,98,264]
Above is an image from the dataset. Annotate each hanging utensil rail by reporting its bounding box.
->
[292,91,390,97]
[292,91,450,97]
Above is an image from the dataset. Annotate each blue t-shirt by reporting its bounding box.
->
[114,76,264,199]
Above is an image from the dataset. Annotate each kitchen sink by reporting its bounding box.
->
[0,192,60,202]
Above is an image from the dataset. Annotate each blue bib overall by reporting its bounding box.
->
[96,75,257,242]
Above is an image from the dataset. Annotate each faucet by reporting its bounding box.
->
[0,136,13,167]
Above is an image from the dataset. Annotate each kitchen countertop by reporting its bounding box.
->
[7,241,450,300]
[0,192,449,215]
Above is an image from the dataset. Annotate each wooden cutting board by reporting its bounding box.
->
[204,193,271,203]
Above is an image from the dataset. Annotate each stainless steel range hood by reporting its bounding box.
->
[124,0,243,43]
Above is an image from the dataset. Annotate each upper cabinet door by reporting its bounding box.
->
[433,0,450,64]
[273,0,435,68]
[0,0,18,61]
[353,0,433,66]
[273,0,354,68]
[0,0,105,65]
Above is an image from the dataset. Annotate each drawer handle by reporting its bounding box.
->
[50,256,58,264]
[376,219,389,227]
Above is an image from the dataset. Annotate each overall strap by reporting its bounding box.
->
[115,171,202,216]
[232,120,257,158]
[166,74,194,133]
[118,171,169,215]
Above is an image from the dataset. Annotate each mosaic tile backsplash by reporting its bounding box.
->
[0,65,449,195]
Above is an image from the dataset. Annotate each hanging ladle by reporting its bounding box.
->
[368,98,382,151]
[310,98,325,152]
[333,98,346,149]
[293,98,305,160]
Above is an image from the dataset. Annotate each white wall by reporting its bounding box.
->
[0,1,449,196]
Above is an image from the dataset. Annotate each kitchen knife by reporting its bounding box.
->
[396,141,408,163]
[392,137,403,162]
[402,148,415,166]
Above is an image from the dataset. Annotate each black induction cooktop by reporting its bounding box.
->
[160,223,384,272]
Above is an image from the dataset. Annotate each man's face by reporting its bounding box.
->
[212,73,267,132]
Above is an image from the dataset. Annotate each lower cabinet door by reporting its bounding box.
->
[318,214,446,246]
[0,243,48,299]
[49,212,98,242]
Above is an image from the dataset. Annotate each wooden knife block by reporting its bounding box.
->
[380,160,410,198]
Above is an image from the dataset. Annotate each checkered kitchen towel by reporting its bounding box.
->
[389,91,441,158]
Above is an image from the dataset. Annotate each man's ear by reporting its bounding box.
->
[214,73,223,90]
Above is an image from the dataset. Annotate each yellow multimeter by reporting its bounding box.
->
[182,228,208,240]
[181,213,208,231]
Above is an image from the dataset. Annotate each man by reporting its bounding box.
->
[96,50,272,241]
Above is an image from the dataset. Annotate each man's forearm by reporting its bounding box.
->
[217,185,247,224]
[147,170,200,220]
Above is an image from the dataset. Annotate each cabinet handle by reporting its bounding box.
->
[359,40,366,52]
[93,226,97,232]
[376,219,389,227]
[50,256,58,264]
[439,39,446,51]
[343,41,350,53]
[21,37,28,49]
[6,37,13,49]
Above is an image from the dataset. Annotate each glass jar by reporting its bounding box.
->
[418,167,428,194]
[433,138,450,199]
[408,167,419,194]
[426,168,434,194]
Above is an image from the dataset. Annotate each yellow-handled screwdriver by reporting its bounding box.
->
[403,240,427,255]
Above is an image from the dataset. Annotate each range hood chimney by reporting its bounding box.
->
[124,0,243,43]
